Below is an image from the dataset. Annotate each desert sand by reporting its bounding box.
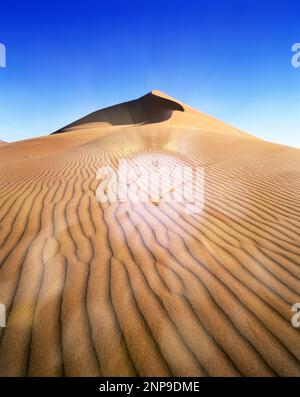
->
[0,90,299,376]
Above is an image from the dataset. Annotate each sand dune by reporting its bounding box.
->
[0,90,299,376]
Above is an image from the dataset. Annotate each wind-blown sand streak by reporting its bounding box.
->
[0,91,299,376]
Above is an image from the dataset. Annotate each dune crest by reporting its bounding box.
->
[52,90,254,139]
[52,90,185,134]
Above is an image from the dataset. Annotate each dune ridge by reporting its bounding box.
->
[53,90,254,139]
[0,91,299,376]
[52,90,185,133]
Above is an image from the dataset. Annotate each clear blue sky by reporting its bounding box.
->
[0,0,300,147]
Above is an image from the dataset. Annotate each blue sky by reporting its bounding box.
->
[0,0,300,147]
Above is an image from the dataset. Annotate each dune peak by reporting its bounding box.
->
[52,90,184,134]
[149,89,173,98]
[51,90,255,140]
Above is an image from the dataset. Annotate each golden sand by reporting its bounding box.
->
[0,91,299,376]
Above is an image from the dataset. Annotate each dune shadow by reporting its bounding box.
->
[52,92,184,134]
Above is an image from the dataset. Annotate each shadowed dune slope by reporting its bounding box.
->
[0,91,299,377]
[52,90,255,139]
[52,90,185,133]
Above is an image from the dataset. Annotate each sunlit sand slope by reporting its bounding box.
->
[0,91,299,376]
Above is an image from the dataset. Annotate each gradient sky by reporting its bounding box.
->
[0,0,300,147]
